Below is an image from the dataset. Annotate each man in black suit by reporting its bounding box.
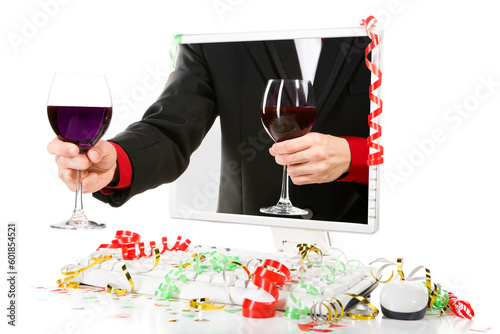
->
[48,37,371,223]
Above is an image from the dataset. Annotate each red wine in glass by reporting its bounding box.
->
[260,79,316,216]
[47,73,112,230]
[261,106,316,142]
[48,106,112,153]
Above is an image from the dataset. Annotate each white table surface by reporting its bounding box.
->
[16,288,495,334]
[2,219,496,334]
[9,272,493,334]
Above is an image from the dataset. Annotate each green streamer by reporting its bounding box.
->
[169,34,183,69]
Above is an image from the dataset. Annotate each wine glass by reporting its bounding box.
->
[47,73,112,229]
[260,79,316,216]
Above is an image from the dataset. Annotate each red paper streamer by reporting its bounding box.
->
[241,259,291,318]
[448,292,475,319]
[97,230,190,260]
[360,16,384,166]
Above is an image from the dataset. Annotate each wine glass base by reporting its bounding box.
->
[260,205,309,216]
[50,220,106,230]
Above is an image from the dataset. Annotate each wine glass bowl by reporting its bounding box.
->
[260,79,316,216]
[47,73,112,229]
[47,105,112,154]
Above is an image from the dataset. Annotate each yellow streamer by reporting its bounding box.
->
[106,264,135,295]
[189,298,225,311]
[310,297,344,324]
[57,254,112,285]
[296,243,323,265]
[344,293,379,320]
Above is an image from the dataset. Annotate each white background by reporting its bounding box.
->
[1,0,498,332]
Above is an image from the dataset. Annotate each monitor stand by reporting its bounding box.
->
[271,227,332,254]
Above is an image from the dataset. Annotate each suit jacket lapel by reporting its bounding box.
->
[266,40,302,79]
[314,37,359,128]
[242,41,278,83]
[314,38,348,110]
[243,40,302,82]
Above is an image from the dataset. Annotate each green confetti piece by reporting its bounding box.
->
[122,304,141,309]
[182,314,195,318]
[224,308,242,314]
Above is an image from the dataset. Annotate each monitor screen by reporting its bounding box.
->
[169,26,381,240]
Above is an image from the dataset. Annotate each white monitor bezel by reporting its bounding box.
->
[169,26,381,234]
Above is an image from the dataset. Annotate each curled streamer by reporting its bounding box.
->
[360,15,384,166]
[156,250,250,303]
[285,280,318,320]
[310,297,344,324]
[106,264,135,295]
[57,254,112,286]
[97,230,190,260]
[448,292,475,319]
[296,243,323,264]
[169,34,183,69]
[429,286,449,312]
[344,293,379,320]
[242,259,291,318]
[59,231,171,296]
[223,261,252,304]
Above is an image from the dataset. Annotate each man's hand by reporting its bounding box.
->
[47,138,118,193]
[269,132,351,185]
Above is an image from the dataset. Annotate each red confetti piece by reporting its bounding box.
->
[298,323,314,332]
[298,321,346,332]
[105,313,131,319]
[154,304,171,307]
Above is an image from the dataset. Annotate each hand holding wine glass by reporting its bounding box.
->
[260,79,316,216]
[269,132,351,185]
[47,73,112,229]
[47,137,118,194]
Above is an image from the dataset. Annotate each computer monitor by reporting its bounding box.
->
[168,26,382,252]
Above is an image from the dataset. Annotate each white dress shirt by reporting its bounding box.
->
[294,38,322,84]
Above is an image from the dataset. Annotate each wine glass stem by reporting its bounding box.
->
[70,170,88,224]
[278,165,293,207]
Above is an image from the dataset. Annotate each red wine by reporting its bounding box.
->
[47,105,112,152]
[261,106,316,142]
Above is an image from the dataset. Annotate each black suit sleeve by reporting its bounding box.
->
[93,44,218,207]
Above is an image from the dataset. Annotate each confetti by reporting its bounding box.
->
[122,305,141,309]
[105,313,131,319]
[224,308,242,314]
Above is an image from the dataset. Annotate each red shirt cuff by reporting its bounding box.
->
[100,142,133,195]
[338,136,369,184]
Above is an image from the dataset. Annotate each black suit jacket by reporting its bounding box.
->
[94,37,371,223]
